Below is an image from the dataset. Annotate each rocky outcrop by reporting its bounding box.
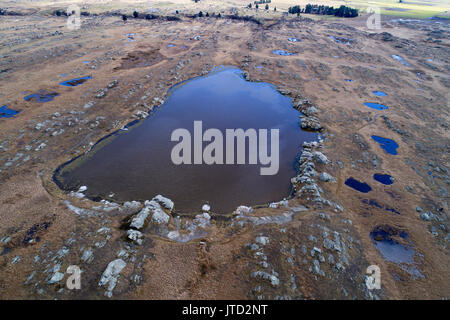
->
[291,142,343,212]
[98,259,127,298]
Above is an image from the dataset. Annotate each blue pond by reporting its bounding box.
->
[345,177,372,193]
[372,91,387,97]
[60,76,92,87]
[167,44,175,47]
[344,79,354,82]
[364,102,388,110]
[372,135,399,155]
[392,54,410,67]
[329,36,353,45]
[288,38,300,42]
[370,226,415,264]
[54,67,318,214]
[272,50,296,56]
[373,173,394,185]
[24,91,60,102]
[0,105,21,118]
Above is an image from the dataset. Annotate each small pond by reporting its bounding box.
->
[345,177,372,193]
[372,135,399,155]
[364,102,389,110]
[0,105,21,118]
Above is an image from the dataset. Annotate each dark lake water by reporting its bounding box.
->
[345,177,372,193]
[54,67,317,214]
[373,173,394,185]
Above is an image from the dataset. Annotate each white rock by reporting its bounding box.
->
[202,204,211,211]
[98,259,127,297]
[234,205,253,215]
[81,248,94,262]
[151,206,170,224]
[130,207,151,229]
[48,271,64,284]
[153,195,174,211]
[127,229,143,245]
[313,151,329,164]
[255,236,270,246]
[319,172,336,182]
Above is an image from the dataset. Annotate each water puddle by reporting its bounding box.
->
[392,54,411,67]
[364,102,388,110]
[60,76,92,87]
[372,91,387,97]
[345,177,372,193]
[344,79,354,82]
[24,91,60,102]
[329,35,354,45]
[272,50,296,56]
[371,135,399,155]
[288,38,301,42]
[125,33,136,42]
[0,105,21,118]
[370,225,415,264]
[54,67,317,214]
[373,173,394,185]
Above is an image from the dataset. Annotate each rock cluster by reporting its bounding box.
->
[291,142,343,212]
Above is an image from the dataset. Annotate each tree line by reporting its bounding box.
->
[288,4,358,18]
